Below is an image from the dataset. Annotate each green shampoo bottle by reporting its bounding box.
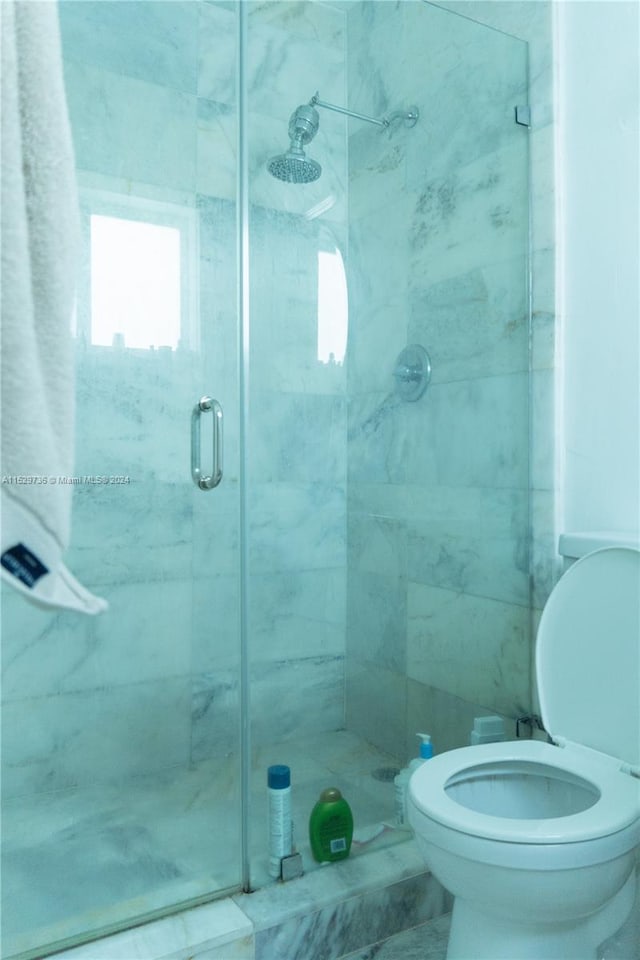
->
[309,787,354,862]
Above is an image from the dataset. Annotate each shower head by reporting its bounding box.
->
[267,104,322,184]
[267,149,322,184]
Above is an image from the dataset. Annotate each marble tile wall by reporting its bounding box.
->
[344,0,536,762]
[338,914,451,960]
[252,872,446,960]
[244,2,349,749]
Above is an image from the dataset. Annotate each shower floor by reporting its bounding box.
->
[2,730,406,959]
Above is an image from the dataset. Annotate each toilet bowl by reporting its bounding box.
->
[408,546,640,960]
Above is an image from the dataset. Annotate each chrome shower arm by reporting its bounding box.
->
[267,94,418,184]
[309,92,388,128]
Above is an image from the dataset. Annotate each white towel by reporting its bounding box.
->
[1,0,107,614]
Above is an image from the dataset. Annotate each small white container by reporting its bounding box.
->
[394,734,433,826]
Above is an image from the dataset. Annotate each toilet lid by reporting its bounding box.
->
[537,547,640,769]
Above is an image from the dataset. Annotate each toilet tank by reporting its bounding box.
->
[559,531,640,567]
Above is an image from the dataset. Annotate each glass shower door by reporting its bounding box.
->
[0,3,243,957]
[244,0,531,887]
[244,0,404,885]
[345,1,532,760]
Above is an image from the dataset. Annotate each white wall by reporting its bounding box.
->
[557,0,640,537]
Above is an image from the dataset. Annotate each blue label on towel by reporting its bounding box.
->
[1,543,49,588]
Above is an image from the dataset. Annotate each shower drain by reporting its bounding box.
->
[371,766,400,782]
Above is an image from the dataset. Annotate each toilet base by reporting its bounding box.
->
[446,871,636,960]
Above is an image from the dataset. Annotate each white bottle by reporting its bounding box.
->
[267,764,293,879]
[394,734,433,827]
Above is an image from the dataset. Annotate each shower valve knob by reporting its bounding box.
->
[393,345,432,402]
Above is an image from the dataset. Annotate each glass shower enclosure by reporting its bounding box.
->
[0,3,531,957]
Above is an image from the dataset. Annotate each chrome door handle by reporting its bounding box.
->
[191,396,223,490]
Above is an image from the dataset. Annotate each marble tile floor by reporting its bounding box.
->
[2,730,406,959]
[339,913,451,960]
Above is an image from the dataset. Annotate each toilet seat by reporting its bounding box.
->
[536,547,640,771]
[409,739,640,844]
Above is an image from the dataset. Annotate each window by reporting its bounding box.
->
[77,189,197,351]
[90,215,181,350]
[317,245,348,365]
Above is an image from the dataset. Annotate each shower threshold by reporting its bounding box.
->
[2,729,406,959]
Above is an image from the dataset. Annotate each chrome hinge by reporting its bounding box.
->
[516,714,546,738]
[515,105,531,127]
[620,762,640,779]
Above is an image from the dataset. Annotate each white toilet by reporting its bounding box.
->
[408,545,640,959]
